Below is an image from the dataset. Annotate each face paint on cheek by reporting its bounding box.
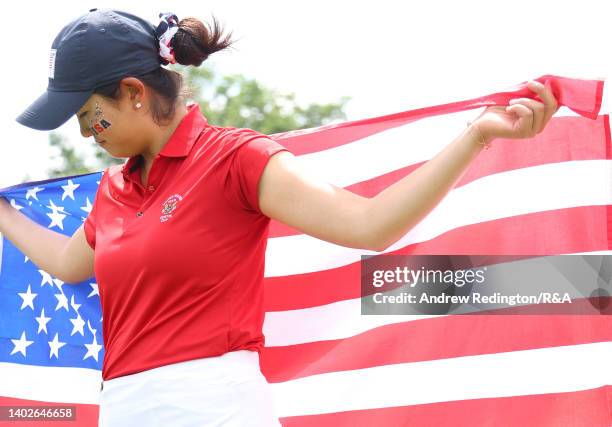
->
[93,102,103,121]
[88,101,112,135]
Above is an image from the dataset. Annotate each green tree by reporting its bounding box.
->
[47,66,349,177]
[183,66,349,134]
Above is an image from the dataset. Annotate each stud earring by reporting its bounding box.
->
[135,102,142,109]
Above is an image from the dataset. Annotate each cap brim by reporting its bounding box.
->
[16,89,93,131]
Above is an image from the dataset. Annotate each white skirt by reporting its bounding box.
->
[98,350,281,427]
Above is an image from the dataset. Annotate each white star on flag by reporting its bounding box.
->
[46,199,66,213]
[54,292,69,311]
[25,186,44,201]
[61,180,80,201]
[39,270,54,287]
[47,209,67,230]
[70,295,81,313]
[35,308,52,334]
[87,319,97,336]
[88,283,99,298]
[46,200,67,230]
[18,284,37,310]
[83,334,102,362]
[53,278,64,292]
[10,331,34,357]
[81,197,92,214]
[48,333,66,359]
[70,314,85,336]
[10,198,23,211]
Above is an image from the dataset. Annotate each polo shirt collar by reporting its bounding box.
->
[121,103,208,179]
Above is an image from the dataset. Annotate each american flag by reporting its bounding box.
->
[1,75,611,426]
[0,173,103,425]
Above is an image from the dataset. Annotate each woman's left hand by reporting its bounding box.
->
[473,80,560,143]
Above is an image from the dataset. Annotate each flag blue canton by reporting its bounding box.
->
[0,172,103,371]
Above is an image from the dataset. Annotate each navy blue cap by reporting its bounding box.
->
[17,8,162,131]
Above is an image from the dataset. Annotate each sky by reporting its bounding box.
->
[1,0,611,188]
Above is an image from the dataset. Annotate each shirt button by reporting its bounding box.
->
[136,211,144,217]
[148,185,155,192]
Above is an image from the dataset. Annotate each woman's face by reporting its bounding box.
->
[75,79,152,158]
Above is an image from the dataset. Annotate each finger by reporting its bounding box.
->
[509,98,544,133]
[543,80,560,122]
[527,80,559,126]
[506,103,534,138]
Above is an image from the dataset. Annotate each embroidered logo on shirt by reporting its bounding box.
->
[160,194,183,222]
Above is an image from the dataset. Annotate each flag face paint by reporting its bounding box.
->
[88,102,112,136]
[0,75,610,426]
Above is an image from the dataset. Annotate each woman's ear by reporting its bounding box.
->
[119,77,146,105]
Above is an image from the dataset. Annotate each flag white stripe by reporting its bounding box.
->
[299,109,478,187]
[0,362,101,404]
[297,108,601,187]
[270,341,612,417]
[265,160,612,277]
[264,297,438,346]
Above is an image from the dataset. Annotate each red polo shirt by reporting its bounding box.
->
[83,103,289,381]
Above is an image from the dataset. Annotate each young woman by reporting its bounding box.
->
[1,8,558,427]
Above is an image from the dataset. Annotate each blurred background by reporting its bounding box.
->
[1,0,610,187]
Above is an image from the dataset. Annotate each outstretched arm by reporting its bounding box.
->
[258,80,558,252]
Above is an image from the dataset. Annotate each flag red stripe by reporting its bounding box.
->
[278,385,612,427]
[261,306,612,383]
[269,115,608,238]
[270,76,603,156]
[264,205,609,311]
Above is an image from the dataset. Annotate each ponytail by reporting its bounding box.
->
[173,16,235,66]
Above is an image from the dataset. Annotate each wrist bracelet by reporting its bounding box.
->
[466,120,491,150]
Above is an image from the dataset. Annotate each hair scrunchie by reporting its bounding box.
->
[155,12,180,65]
